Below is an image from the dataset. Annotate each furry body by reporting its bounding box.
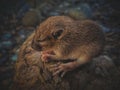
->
[32,16,105,76]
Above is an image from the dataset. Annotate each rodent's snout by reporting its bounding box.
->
[31,40,42,51]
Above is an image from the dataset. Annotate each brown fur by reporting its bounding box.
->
[32,16,105,59]
[31,16,105,76]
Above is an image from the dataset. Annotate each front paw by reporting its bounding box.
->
[41,54,51,62]
[41,51,55,62]
[49,62,75,77]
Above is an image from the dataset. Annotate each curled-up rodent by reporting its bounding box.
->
[31,16,105,77]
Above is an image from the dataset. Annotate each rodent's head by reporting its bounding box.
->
[31,16,74,51]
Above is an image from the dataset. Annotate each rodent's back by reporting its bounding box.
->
[78,20,105,56]
[31,16,105,59]
[60,20,105,59]
[76,20,105,45]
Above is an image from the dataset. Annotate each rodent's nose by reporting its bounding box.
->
[31,40,42,51]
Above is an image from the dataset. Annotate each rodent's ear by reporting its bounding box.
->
[52,29,63,39]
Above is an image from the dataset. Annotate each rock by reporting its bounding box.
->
[92,55,115,77]
[66,3,92,20]
[1,33,12,40]
[99,24,110,33]
[67,8,87,20]
[58,1,70,8]
[13,32,120,90]
[22,9,41,26]
[11,54,18,61]
[2,41,13,49]
[79,3,92,18]
[49,11,60,16]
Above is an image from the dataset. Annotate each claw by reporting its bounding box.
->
[49,63,67,77]
[61,71,66,77]
[49,66,59,72]
[49,62,63,76]
[49,61,78,77]
[53,68,63,76]
[49,62,61,72]
[49,62,61,68]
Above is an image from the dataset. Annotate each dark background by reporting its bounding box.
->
[0,0,120,89]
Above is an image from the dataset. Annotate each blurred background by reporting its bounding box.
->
[0,0,119,89]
